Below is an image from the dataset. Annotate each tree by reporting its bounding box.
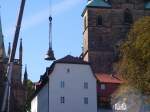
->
[117,16,150,94]
[24,80,35,112]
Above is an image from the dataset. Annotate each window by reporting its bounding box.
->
[97,15,102,25]
[101,84,106,90]
[60,96,65,104]
[60,81,65,88]
[84,97,88,104]
[124,9,133,24]
[66,68,70,73]
[84,82,88,89]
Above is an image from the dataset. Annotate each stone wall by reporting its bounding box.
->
[83,1,150,73]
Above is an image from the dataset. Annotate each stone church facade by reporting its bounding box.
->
[82,0,150,74]
[0,17,28,112]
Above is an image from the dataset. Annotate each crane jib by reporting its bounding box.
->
[1,0,26,112]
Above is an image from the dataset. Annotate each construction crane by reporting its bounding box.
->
[1,0,26,112]
[44,0,56,61]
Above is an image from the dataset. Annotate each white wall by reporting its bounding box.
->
[31,96,37,112]
[48,63,97,112]
[31,83,49,112]
[38,83,49,112]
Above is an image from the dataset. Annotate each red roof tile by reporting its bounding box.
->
[96,73,123,84]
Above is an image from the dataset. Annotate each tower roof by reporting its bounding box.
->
[7,42,11,57]
[19,38,23,51]
[23,65,28,86]
[0,16,6,59]
[145,1,150,9]
[87,0,112,8]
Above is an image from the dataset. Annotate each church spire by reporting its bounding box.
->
[0,15,6,60]
[7,42,11,57]
[19,38,23,65]
[23,65,28,102]
[23,65,28,87]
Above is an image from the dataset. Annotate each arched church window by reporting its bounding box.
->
[124,9,133,24]
[97,15,102,26]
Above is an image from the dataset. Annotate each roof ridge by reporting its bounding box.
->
[55,55,89,64]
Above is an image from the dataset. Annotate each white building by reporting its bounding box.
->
[31,55,97,112]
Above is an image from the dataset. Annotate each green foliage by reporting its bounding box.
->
[24,80,35,112]
[117,16,150,94]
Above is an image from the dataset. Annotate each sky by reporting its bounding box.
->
[1,0,87,82]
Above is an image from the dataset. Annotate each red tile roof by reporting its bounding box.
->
[96,74,124,84]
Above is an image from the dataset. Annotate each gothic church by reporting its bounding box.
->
[0,17,28,112]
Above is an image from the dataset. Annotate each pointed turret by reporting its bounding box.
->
[23,65,28,87]
[23,65,28,102]
[7,42,11,58]
[19,38,23,65]
[0,16,6,60]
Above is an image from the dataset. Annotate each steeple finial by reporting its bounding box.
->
[7,42,11,57]
[0,15,6,59]
[19,38,23,65]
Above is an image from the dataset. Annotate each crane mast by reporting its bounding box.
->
[1,0,26,111]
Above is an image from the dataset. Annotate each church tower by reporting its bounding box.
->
[10,39,26,112]
[0,9,27,111]
[82,0,150,74]
[0,28,26,112]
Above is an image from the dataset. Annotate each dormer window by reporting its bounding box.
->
[97,15,102,26]
[124,9,133,24]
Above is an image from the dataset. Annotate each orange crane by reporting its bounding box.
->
[1,0,26,112]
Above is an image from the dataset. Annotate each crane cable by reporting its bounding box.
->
[49,0,52,49]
